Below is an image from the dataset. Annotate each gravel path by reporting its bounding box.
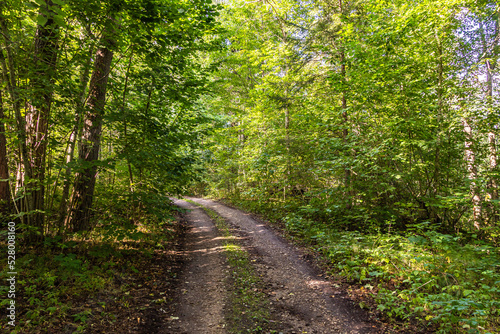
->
[186,197,379,334]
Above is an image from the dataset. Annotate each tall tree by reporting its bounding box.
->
[66,30,115,232]
[0,88,11,215]
[24,0,61,237]
[0,5,32,223]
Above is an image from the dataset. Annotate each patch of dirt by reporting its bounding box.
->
[86,197,426,334]
[215,199,434,334]
[187,197,383,334]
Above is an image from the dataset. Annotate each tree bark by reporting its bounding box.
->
[480,16,499,222]
[486,59,498,205]
[0,89,11,215]
[463,118,482,229]
[0,15,33,224]
[24,0,60,237]
[121,53,134,193]
[339,0,351,210]
[58,46,93,227]
[66,35,115,232]
[486,17,498,204]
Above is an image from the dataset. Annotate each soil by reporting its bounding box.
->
[87,225,187,334]
[168,199,228,333]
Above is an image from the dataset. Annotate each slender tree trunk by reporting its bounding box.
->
[24,0,60,238]
[58,47,93,227]
[0,16,33,224]
[139,87,153,182]
[238,118,246,191]
[489,132,497,197]
[341,57,350,192]
[463,118,482,229]
[337,0,351,210]
[0,89,11,215]
[66,35,115,232]
[487,16,498,202]
[481,17,499,222]
[284,98,291,196]
[433,30,444,196]
[486,60,498,204]
[121,53,134,193]
[340,48,351,208]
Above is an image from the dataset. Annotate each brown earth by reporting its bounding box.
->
[168,198,228,333]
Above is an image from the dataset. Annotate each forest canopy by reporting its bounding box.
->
[0,0,222,235]
[1,0,500,332]
[204,0,500,236]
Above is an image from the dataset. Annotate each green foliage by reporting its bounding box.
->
[1,0,223,236]
[198,2,500,332]
[0,192,180,332]
[203,0,500,235]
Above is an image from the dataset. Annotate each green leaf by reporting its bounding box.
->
[37,15,48,26]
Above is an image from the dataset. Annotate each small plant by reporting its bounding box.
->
[73,310,92,323]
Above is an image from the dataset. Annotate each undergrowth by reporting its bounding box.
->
[0,192,179,334]
[224,197,500,334]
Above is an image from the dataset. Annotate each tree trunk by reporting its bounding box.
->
[58,46,93,228]
[463,118,482,229]
[340,51,351,208]
[488,16,498,202]
[66,36,115,232]
[481,16,498,221]
[24,0,60,238]
[139,87,153,182]
[486,59,498,204]
[0,89,11,215]
[0,15,33,224]
[121,53,134,193]
[337,0,351,210]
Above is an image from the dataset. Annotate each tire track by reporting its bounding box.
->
[169,199,228,334]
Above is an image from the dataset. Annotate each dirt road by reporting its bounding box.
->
[169,199,228,333]
[171,197,381,333]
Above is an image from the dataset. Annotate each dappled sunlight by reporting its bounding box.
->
[185,245,228,255]
[306,279,330,290]
[212,235,242,241]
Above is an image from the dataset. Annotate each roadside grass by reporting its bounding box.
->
[184,199,277,333]
[0,194,181,334]
[224,198,500,334]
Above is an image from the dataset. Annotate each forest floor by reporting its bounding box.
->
[166,198,391,334]
[84,197,427,334]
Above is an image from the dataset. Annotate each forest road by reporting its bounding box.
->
[168,198,228,333]
[172,197,381,334]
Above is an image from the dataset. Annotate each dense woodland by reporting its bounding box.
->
[202,1,500,331]
[1,0,500,333]
[0,0,221,234]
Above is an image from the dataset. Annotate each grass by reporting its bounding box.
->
[184,199,277,333]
